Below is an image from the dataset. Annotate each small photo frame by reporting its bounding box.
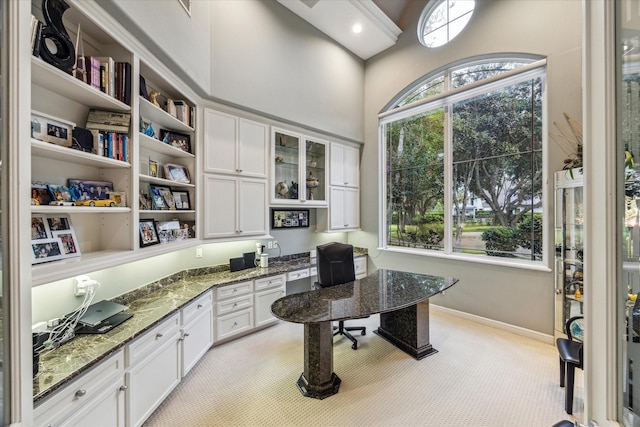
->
[139,187,152,210]
[149,160,159,178]
[149,186,168,210]
[164,163,190,184]
[139,219,160,247]
[31,111,75,147]
[109,191,127,207]
[53,230,80,258]
[47,216,70,232]
[272,209,310,229]
[172,190,191,210]
[158,186,176,210]
[68,179,113,201]
[32,182,53,206]
[178,220,196,239]
[161,130,191,154]
[140,75,149,101]
[31,238,66,264]
[156,220,180,243]
[47,184,76,205]
[31,215,50,240]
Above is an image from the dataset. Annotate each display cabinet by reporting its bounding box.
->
[554,169,584,339]
[271,128,327,206]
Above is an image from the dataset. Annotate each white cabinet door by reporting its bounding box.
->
[329,187,360,230]
[61,377,126,427]
[238,178,268,235]
[181,305,214,377]
[126,330,181,427]
[238,118,268,178]
[203,175,237,238]
[330,143,359,187]
[203,109,237,175]
[255,286,285,328]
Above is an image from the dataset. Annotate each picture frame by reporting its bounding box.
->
[31,111,75,147]
[52,229,80,258]
[272,209,310,229]
[157,186,176,210]
[164,163,190,184]
[155,220,180,243]
[161,130,191,154]
[140,75,149,101]
[31,182,53,206]
[149,160,159,178]
[139,186,152,210]
[172,190,191,210]
[31,215,50,240]
[46,216,70,232]
[46,184,76,206]
[139,219,160,247]
[149,186,168,210]
[31,238,66,264]
[109,191,127,207]
[178,220,196,239]
[68,179,114,201]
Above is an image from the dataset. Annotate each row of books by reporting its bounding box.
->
[75,56,132,105]
[167,99,195,128]
[96,132,128,162]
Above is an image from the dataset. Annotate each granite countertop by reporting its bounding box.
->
[33,248,367,404]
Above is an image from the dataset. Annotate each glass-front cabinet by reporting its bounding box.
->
[271,128,326,206]
[554,169,584,339]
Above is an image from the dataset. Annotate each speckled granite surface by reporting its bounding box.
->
[33,249,367,404]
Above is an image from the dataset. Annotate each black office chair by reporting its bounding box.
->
[556,315,584,414]
[315,242,367,350]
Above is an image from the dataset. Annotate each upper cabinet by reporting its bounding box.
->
[271,128,327,206]
[330,143,359,188]
[29,0,199,285]
[203,109,268,178]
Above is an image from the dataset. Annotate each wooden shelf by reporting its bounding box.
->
[31,139,131,168]
[139,97,193,133]
[139,133,194,158]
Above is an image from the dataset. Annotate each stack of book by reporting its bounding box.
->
[85,109,130,162]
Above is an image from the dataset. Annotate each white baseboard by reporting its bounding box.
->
[431,304,555,345]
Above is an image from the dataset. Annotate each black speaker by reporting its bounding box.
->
[71,127,94,153]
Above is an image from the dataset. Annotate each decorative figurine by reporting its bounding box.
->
[290,181,298,199]
[39,0,76,73]
[149,91,161,108]
[276,181,289,198]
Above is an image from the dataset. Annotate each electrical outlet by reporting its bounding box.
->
[273,240,278,248]
[267,241,273,249]
[196,248,203,258]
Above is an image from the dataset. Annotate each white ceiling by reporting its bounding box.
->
[276,0,405,60]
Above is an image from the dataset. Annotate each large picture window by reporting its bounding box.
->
[380,58,546,265]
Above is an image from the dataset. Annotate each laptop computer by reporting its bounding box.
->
[72,300,129,327]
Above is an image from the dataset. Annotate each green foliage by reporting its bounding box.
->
[481,227,518,257]
[418,223,444,248]
[516,213,543,255]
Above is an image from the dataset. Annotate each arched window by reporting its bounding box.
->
[418,0,475,48]
[379,56,547,267]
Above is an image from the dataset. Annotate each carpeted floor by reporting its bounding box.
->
[143,309,583,427]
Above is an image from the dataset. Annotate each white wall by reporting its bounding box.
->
[350,0,582,335]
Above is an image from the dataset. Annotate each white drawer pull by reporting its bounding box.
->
[233,322,238,327]
[156,333,164,339]
[119,385,128,392]
[75,389,87,398]
[197,304,203,309]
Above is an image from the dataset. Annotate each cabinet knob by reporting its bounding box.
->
[75,389,87,398]
[119,385,128,392]
[233,322,238,327]
[184,332,190,338]
[197,304,203,309]
[156,333,164,339]
[233,302,238,307]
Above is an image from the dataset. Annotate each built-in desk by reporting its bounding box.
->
[271,269,458,399]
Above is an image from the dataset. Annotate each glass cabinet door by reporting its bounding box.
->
[304,138,326,203]
[554,170,584,339]
[273,131,300,202]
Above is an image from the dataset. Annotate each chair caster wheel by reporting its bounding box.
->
[352,343,357,350]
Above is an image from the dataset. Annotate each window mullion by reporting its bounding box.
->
[444,104,453,255]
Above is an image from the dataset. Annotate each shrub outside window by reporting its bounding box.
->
[380,58,546,265]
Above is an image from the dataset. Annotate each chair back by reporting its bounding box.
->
[316,242,355,287]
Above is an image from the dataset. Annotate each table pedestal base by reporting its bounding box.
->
[298,321,341,399]
[374,299,438,360]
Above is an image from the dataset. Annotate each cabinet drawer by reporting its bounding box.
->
[309,266,317,276]
[216,280,253,300]
[354,257,367,278]
[34,350,125,427]
[255,274,286,291]
[216,294,253,316]
[125,313,180,367]
[287,269,309,281]
[216,307,254,340]
[182,291,213,325]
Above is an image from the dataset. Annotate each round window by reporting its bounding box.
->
[418,0,475,48]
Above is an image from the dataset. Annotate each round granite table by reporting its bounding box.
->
[271,269,458,399]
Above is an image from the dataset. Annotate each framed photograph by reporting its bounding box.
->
[139,187,152,210]
[68,179,113,201]
[139,219,160,247]
[272,209,310,229]
[164,163,190,184]
[161,130,191,154]
[31,111,75,147]
[155,220,180,243]
[149,186,168,210]
[178,220,196,239]
[31,215,50,240]
[47,216,70,232]
[53,229,80,258]
[46,184,76,206]
[140,75,149,101]
[149,160,159,178]
[156,186,176,210]
[172,190,191,210]
[31,238,65,264]
[31,182,52,206]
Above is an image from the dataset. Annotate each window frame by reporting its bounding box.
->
[378,57,550,271]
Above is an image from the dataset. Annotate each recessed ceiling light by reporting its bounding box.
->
[352,23,363,34]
